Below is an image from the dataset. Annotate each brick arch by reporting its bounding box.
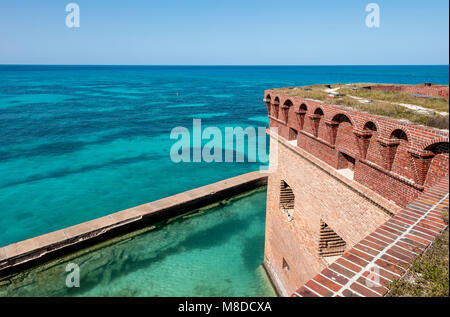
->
[388,127,414,180]
[422,137,450,152]
[385,126,411,142]
[265,94,272,101]
[390,128,408,141]
[359,120,380,164]
[313,106,324,116]
[331,113,354,126]
[307,107,324,138]
[280,99,294,122]
[272,96,281,119]
[294,103,309,131]
[326,113,353,147]
[362,120,378,132]
[332,114,357,157]
[424,141,449,188]
[425,141,449,155]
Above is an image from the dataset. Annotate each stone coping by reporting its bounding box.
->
[267,129,402,216]
[293,177,449,297]
[0,171,268,276]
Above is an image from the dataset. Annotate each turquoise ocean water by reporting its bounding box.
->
[1,65,448,247]
[0,66,448,296]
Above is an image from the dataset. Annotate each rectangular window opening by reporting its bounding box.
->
[319,221,346,259]
[280,180,295,221]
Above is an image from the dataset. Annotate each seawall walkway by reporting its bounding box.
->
[0,171,267,276]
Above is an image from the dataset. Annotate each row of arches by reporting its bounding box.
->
[265,93,430,151]
[265,93,449,187]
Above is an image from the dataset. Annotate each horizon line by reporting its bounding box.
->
[0,64,449,67]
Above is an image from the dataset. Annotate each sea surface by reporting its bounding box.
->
[0,65,448,297]
[0,66,449,239]
[0,65,448,246]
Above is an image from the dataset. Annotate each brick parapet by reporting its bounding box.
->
[263,130,399,295]
[264,89,449,207]
[266,129,401,216]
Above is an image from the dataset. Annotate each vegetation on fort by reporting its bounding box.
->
[273,84,449,130]
[339,86,449,112]
[387,208,449,297]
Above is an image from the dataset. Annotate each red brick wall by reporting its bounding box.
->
[365,131,383,166]
[263,89,449,297]
[293,177,449,297]
[424,142,450,188]
[354,162,421,207]
[264,136,391,296]
[264,90,449,207]
[425,154,449,187]
[335,121,358,158]
[391,140,416,181]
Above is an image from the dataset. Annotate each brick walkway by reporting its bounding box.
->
[293,177,449,297]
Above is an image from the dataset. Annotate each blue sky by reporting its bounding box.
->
[0,0,448,65]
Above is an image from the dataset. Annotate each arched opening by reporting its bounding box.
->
[423,142,449,187]
[330,114,356,170]
[309,108,324,137]
[281,99,293,123]
[273,97,280,119]
[425,142,449,155]
[388,128,412,178]
[363,121,377,132]
[329,113,353,147]
[391,129,408,141]
[358,121,377,162]
[296,104,308,130]
[314,108,324,116]
[331,113,352,125]
[283,100,293,107]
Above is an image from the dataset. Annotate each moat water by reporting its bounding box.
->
[1,65,448,247]
[0,189,276,297]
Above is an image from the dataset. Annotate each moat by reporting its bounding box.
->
[0,189,276,297]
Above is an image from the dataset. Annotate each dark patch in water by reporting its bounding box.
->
[0,154,158,189]
[241,234,265,271]
[23,199,259,296]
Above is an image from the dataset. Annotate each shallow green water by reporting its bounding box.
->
[0,189,276,297]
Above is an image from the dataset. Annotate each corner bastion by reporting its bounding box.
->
[262,84,449,297]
